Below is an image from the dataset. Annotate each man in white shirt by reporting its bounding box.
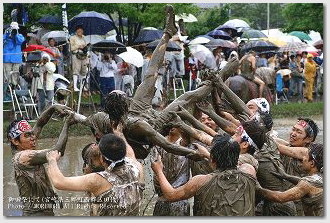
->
[96,52,118,108]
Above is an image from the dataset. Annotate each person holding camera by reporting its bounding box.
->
[96,52,118,108]
[3,22,25,88]
[36,53,56,114]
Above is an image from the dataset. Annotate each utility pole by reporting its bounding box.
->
[267,3,270,35]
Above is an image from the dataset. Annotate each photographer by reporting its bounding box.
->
[3,22,25,88]
[36,53,56,114]
[96,52,117,108]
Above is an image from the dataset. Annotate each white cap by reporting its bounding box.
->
[10,22,20,30]
[41,52,51,61]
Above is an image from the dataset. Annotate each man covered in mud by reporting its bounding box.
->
[274,117,319,215]
[6,104,74,216]
[151,134,256,216]
[46,124,145,216]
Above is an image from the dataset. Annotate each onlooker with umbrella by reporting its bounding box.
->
[289,54,304,102]
[3,22,25,101]
[36,53,56,113]
[256,53,268,68]
[35,24,50,45]
[304,54,318,102]
[47,38,64,75]
[96,52,118,108]
[69,25,89,92]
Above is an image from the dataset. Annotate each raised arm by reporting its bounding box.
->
[275,142,309,160]
[32,104,72,138]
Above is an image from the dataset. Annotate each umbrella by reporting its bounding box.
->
[189,36,211,45]
[84,35,105,45]
[205,39,237,50]
[118,47,144,67]
[288,31,312,41]
[41,31,68,46]
[38,15,62,25]
[175,13,198,23]
[68,11,115,35]
[189,44,216,69]
[53,73,70,85]
[241,29,268,39]
[23,45,56,57]
[259,37,287,47]
[134,29,163,44]
[92,40,127,54]
[278,42,309,52]
[241,40,279,53]
[26,51,55,62]
[206,30,232,40]
[147,40,181,51]
[313,40,323,49]
[216,24,238,37]
[279,35,302,43]
[223,19,250,29]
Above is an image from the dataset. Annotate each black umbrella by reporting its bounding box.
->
[206,30,232,40]
[205,39,237,50]
[134,29,163,44]
[216,24,238,37]
[241,29,267,39]
[38,15,62,25]
[92,40,127,54]
[147,39,181,51]
[68,11,115,35]
[26,51,55,62]
[241,40,279,53]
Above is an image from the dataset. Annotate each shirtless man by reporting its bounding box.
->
[258,143,323,216]
[152,134,256,216]
[240,50,265,97]
[6,104,73,216]
[46,125,144,216]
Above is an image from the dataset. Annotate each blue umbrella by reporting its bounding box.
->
[68,11,115,35]
[241,40,279,53]
[134,29,163,44]
[38,15,62,25]
[206,30,232,40]
[216,24,238,37]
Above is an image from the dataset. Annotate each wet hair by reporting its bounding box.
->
[82,143,94,165]
[48,38,55,43]
[210,134,240,170]
[308,143,323,172]
[242,120,267,151]
[298,117,319,142]
[75,25,84,31]
[81,143,105,172]
[104,92,129,127]
[160,123,175,137]
[99,133,126,167]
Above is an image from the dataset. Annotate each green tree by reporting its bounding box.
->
[282,3,323,37]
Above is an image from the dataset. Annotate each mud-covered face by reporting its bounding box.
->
[200,113,217,131]
[12,131,37,151]
[232,126,249,153]
[289,123,312,147]
[301,154,314,172]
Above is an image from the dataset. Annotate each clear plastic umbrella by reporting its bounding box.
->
[189,36,211,45]
[189,44,216,69]
[41,31,69,46]
[118,47,144,67]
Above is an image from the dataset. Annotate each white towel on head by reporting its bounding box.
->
[250,97,270,113]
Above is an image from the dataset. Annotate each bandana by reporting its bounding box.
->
[8,120,32,139]
[297,119,315,138]
[237,125,259,150]
[103,156,126,171]
[249,98,270,113]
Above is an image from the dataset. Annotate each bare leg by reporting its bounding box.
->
[133,5,177,105]
[254,76,265,98]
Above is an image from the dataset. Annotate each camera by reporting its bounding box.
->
[31,66,40,78]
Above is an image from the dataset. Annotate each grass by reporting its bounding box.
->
[271,101,323,119]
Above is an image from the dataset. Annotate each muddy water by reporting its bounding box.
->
[2,116,323,216]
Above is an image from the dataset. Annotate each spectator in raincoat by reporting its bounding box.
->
[304,54,318,102]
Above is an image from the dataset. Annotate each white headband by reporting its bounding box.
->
[250,98,270,113]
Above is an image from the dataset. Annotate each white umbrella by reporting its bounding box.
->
[118,47,144,68]
[223,19,250,29]
[189,37,210,45]
[41,31,69,46]
[175,13,198,23]
[280,34,302,43]
[84,35,105,45]
[53,73,70,84]
[189,44,216,69]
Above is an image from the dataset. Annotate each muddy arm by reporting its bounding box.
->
[197,101,238,135]
[133,5,176,105]
[175,105,217,137]
[32,104,71,138]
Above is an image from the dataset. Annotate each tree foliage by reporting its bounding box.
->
[281,3,323,36]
